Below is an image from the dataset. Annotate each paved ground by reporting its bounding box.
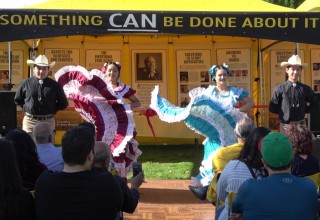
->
[124,179,215,220]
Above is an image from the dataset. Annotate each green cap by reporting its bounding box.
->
[261,132,293,168]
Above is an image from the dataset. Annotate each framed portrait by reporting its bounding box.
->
[133,50,165,82]
[131,50,167,109]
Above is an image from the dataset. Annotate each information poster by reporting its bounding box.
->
[131,50,167,109]
[44,48,80,74]
[176,50,211,107]
[0,50,24,89]
[85,49,121,70]
[310,49,320,93]
[270,50,305,96]
[217,48,251,92]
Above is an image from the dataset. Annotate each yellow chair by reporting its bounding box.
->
[304,172,320,189]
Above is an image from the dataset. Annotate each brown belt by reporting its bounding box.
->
[25,113,54,120]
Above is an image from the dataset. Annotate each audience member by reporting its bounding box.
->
[93,141,144,214]
[216,127,270,220]
[35,126,123,220]
[0,139,35,220]
[78,121,96,137]
[5,128,47,191]
[231,132,318,220]
[286,124,320,177]
[33,122,64,171]
[206,117,255,203]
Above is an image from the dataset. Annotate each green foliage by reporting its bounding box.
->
[263,0,305,8]
[135,144,203,179]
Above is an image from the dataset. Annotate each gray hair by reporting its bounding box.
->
[234,117,255,140]
[33,122,54,144]
[93,141,111,168]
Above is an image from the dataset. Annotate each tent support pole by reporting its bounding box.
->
[259,39,267,127]
[5,42,13,91]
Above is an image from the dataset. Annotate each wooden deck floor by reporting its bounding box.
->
[124,179,215,220]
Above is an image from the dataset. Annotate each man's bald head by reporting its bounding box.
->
[93,141,111,169]
[33,122,54,144]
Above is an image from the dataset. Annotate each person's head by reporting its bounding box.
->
[286,124,314,156]
[280,55,307,83]
[5,128,40,171]
[144,56,156,72]
[101,62,121,83]
[260,132,293,171]
[93,141,111,170]
[61,126,95,168]
[209,63,232,85]
[27,55,55,80]
[238,126,271,169]
[234,117,255,142]
[78,121,96,137]
[33,122,55,144]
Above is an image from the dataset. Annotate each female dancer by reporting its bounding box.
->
[101,62,142,177]
[55,62,141,178]
[150,63,254,191]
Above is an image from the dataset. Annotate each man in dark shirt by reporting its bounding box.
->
[35,126,123,220]
[269,55,320,134]
[230,132,318,220]
[14,55,68,135]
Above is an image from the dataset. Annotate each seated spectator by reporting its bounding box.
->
[5,128,47,190]
[0,139,35,220]
[216,127,270,220]
[78,121,96,138]
[286,124,320,177]
[33,122,64,171]
[93,141,144,214]
[35,126,123,220]
[206,117,255,203]
[231,132,318,220]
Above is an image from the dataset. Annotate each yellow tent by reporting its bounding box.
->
[1,0,319,143]
[27,0,293,11]
[297,0,320,12]
[1,0,318,44]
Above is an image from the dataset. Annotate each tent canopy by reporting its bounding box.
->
[24,0,293,12]
[0,0,319,44]
[297,0,320,12]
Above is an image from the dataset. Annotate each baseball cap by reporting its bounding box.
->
[261,132,293,168]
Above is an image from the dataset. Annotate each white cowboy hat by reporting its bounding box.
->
[280,55,307,67]
[27,55,56,68]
